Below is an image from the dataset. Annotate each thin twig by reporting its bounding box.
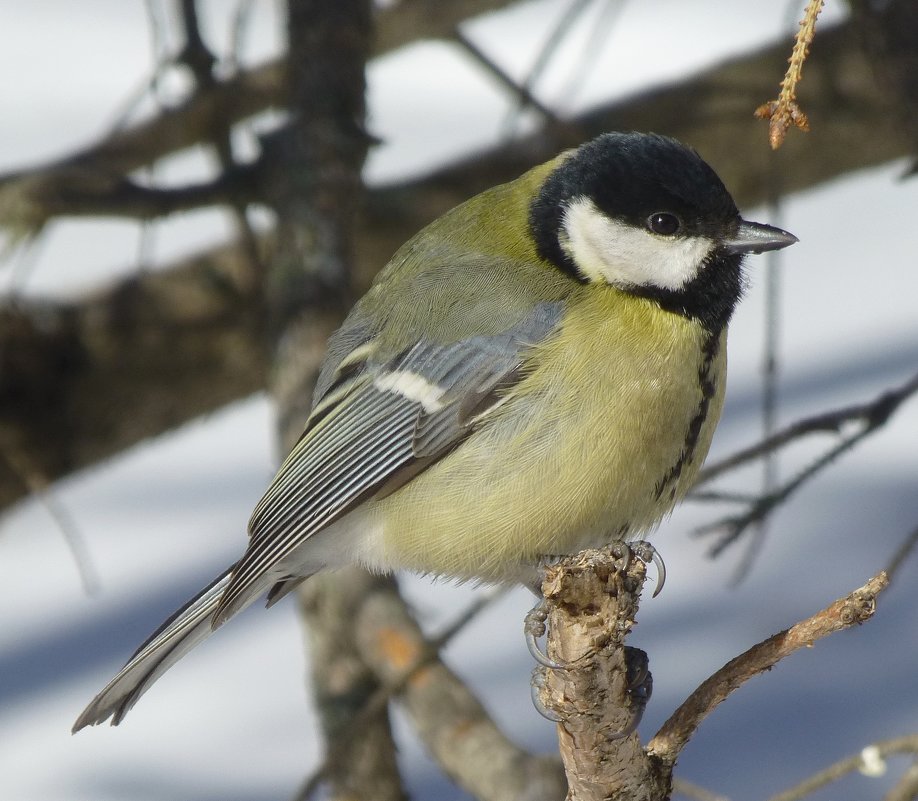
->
[695,371,918,484]
[885,759,918,801]
[885,524,918,585]
[755,0,825,148]
[672,777,731,801]
[228,0,257,73]
[648,571,889,765]
[500,0,594,135]
[175,0,263,281]
[555,0,628,110]
[734,186,786,584]
[177,0,216,87]
[764,735,918,801]
[452,29,562,125]
[693,370,918,555]
[697,421,876,557]
[0,443,99,595]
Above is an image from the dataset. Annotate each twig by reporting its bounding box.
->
[734,188,787,584]
[227,0,257,73]
[693,372,918,556]
[885,759,918,801]
[0,442,99,595]
[176,0,216,87]
[672,777,731,801]
[696,420,874,556]
[452,29,563,125]
[884,523,918,585]
[696,372,918,486]
[763,735,918,801]
[755,0,825,148]
[175,0,264,284]
[500,0,594,135]
[648,571,889,766]
[555,0,628,111]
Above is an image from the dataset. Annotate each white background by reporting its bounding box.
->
[1,2,916,800]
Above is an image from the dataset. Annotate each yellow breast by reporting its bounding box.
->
[375,287,727,582]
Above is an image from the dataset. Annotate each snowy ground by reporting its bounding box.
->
[1,3,916,800]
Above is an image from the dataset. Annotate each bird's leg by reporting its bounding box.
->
[524,559,569,670]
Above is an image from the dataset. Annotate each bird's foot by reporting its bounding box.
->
[616,540,666,598]
[608,646,653,739]
[530,667,564,722]
[524,597,567,670]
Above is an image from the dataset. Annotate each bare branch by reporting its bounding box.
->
[0,438,98,595]
[885,523,918,585]
[648,572,889,766]
[693,373,918,555]
[672,778,732,801]
[697,426,874,555]
[297,573,406,801]
[885,760,918,801]
[697,372,918,485]
[292,587,519,801]
[452,29,567,129]
[176,0,217,87]
[353,582,567,801]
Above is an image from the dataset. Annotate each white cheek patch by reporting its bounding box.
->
[561,197,714,291]
[374,370,445,413]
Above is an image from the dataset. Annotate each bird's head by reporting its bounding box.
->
[530,132,797,331]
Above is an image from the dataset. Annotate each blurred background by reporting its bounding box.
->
[1,1,917,800]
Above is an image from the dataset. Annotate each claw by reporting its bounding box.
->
[530,668,563,722]
[609,540,633,572]
[524,599,567,670]
[623,646,649,692]
[609,646,653,740]
[631,541,666,597]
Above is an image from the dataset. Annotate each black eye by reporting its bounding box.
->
[646,212,681,236]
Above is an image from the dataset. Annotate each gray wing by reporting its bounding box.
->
[213,301,563,623]
[73,301,563,729]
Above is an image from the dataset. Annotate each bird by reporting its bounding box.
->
[73,131,797,730]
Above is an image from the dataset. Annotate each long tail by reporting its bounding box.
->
[73,566,237,731]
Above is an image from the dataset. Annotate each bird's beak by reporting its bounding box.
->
[724,220,798,255]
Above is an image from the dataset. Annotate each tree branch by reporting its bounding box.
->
[695,371,918,485]
[692,372,918,555]
[353,581,567,801]
[647,572,889,768]
[264,2,402,798]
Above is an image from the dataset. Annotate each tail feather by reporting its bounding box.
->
[73,567,236,731]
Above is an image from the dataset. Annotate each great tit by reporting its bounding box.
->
[74,131,797,730]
